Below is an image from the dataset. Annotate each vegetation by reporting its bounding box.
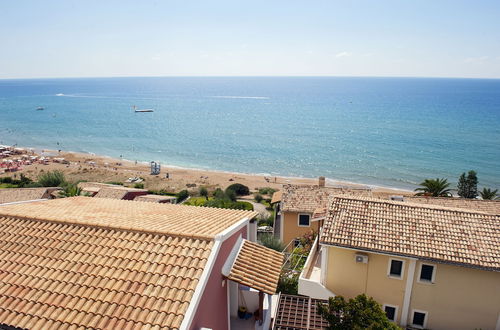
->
[0,174,36,188]
[59,184,82,198]
[258,233,284,252]
[457,170,478,199]
[414,178,452,197]
[479,188,498,200]
[254,193,263,203]
[105,181,123,186]
[199,187,209,200]
[225,183,250,196]
[258,187,276,195]
[133,183,144,189]
[317,294,400,330]
[37,170,66,187]
[277,272,299,295]
[148,189,177,196]
[176,189,189,203]
[204,198,253,210]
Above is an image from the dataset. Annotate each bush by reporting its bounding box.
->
[0,177,13,184]
[133,183,144,189]
[226,183,250,196]
[258,187,276,195]
[37,170,66,187]
[277,271,298,295]
[204,199,253,211]
[199,187,209,200]
[258,234,284,252]
[213,188,225,199]
[176,190,189,203]
[254,193,263,203]
[105,181,123,186]
[225,189,237,202]
[148,189,177,196]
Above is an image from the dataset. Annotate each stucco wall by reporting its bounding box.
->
[282,211,320,249]
[324,246,500,329]
[190,226,247,330]
[409,262,500,330]
[325,246,407,323]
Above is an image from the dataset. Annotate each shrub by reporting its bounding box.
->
[176,190,189,203]
[258,187,276,195]
[133,183,144,189]
[258,234,284,252]
[148,189,176,196]
[204,199,253,211]
[254,193,263,203]
[213,188,225,199]
[105,181,123,186]
[199,187,209,200]
[226,183,250,196]
[0,177,13,184]
[277,271,298,295]
[37,170,66,187]
[225,189,237,202]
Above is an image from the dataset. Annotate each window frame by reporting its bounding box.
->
[387,258,405,279]
[411,309,428,329]
[297,213,311,227]
[417,263,436,284]
[382,304,398,323]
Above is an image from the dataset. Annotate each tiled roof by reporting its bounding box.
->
[0,188,59,204]
[135,195,177,203]
[281,184,372,213]
[227,240,283,295]
[273,294,328,330]
[0,197,257,240]
[321,196,500,271]
[405,196,500,215]
[0,215,213,329]
[78,182,147,200]
[271,190,282,204]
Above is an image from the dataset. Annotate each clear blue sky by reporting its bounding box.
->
[1,0,499,78]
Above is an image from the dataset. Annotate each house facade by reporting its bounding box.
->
[299,196,500,330]
[0,196,282,329]
[272,181,371,249]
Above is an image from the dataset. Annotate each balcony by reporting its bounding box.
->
[298,236,336,300]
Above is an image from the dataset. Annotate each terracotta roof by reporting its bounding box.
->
[321,196,500,271]
[0,197,257,240]
[227,240,283,295]
[281,184,372,213]
[135,195,177,203]
[405,196,500,215]
[271,190,282,204]
[0,215,213,329]
[273,294,328,330]
[77,182,148,200]
[0,188,60,204]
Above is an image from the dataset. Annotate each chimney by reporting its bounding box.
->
[318,176,326,187]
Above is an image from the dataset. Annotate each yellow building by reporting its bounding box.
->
[299,196,500,330]
[272,180,371,249]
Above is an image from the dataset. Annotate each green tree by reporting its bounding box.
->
[254,193,263,203]
[225,183,250,196]
[213,188,225,199]
[479,188,498,200]
[176,190,189,203]
[317,294,400,330]
[58,184,82,198]
[414,178,452,197]
[199,187,209,200]
[37,170,66,187]
[457,170,478,199]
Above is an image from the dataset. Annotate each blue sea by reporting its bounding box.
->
[0,77,499,190]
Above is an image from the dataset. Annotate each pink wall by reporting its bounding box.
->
[190,225,247,330]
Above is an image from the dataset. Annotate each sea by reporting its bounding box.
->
[0,76,499,191]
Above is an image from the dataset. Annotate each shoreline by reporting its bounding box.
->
[1,144,412,197]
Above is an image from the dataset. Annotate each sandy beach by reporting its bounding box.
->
[0,147,412,198]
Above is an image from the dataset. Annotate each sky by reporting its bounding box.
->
[1,0,500,79]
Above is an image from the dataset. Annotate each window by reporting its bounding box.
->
[298,213,310,227]
[388,259,404,278]
[383,305,397,322]
[419,264,435,283]
[412,310,427,328]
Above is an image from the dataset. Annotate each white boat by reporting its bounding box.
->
[36,106,44,110]
[133,105,154,113]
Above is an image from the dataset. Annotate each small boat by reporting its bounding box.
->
[133,105,154,113]
[36,106,44,110]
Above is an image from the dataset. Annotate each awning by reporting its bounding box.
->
[271,190,282,204]
[223,239,283,295]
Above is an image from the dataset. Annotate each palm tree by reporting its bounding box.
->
[414,178,452,197]
[58,184,82,198]
[479,188,498,200]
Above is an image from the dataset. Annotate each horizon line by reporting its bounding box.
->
[1,74,500,81]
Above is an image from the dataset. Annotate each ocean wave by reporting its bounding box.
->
[210,95,270,99]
